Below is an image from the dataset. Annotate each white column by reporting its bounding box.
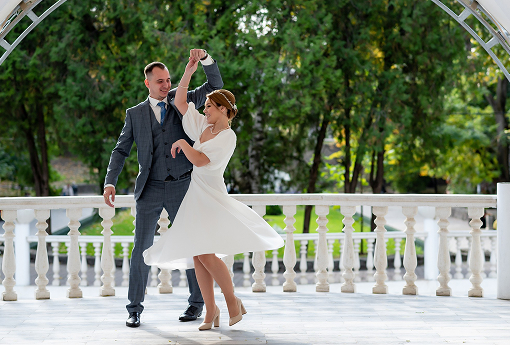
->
[93,242,101,286]
[283,205,297,292]
[365,238,374,282]
[34,209,50,299]
[157,209,172,294]
[497,183,510,299]
[252,205,267,292]
[299,240,308,284]
[2,210,17,301]
[51,242,61,286]
[327,239,335,284]
[315,205,330,292]
[66,208,82,298]
[99,207,115,296]
[353,239,361,282]
[15,209,34,286]
[420,206,439,280]
[393,238,402,281]
[121,243,130,287]
[468,207,484,297]
[340,206,356,293]
[243,252,251,287]
[490,236,497,278]
[436,207,452,296]
[271,249,279,286]
[79,242,88,287]
[454,237,464,279]
[372,206,388,294]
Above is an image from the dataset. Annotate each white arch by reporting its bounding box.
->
[431,0,510,81]
[0,0,68,66]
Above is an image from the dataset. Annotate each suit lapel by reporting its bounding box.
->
[141,98,152,134]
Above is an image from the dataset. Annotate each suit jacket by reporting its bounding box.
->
[104,62,224,200]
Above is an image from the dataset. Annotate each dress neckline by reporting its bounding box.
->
[198,125,230,145]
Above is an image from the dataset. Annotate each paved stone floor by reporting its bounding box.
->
[1,279,510,345]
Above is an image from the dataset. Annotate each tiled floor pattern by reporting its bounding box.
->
[1,280,509,345]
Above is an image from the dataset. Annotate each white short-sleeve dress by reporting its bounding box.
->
[143,102,284,270]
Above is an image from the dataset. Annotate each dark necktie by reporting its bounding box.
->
[158,101,166,125]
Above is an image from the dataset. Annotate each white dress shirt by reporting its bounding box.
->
[104,55,215,191]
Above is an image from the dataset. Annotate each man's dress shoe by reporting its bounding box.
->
[126,312,140,327]
[179,305,203,322]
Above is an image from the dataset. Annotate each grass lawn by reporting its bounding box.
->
[74,206,420,260]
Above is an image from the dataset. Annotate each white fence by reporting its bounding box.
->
[0,193,502,301]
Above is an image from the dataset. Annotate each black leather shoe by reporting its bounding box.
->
[179,305,203,322]
[126,312,140,327]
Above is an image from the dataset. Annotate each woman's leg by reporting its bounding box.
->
[193,256,216,323]
[196,254,239,318]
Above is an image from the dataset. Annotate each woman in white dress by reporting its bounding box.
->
[143,56,284,331]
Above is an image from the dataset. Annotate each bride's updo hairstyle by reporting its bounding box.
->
[207,89,238,121]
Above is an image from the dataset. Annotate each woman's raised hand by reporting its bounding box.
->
[185,56,199,75]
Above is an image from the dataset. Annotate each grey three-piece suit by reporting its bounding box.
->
[104,62,224,314]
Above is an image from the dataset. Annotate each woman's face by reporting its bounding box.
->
[203,98,227,124]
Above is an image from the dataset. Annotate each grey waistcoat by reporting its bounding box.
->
[148,106,193,181]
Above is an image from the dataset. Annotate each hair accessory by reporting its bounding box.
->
[217,92,236,111]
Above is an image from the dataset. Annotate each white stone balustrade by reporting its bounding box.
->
[0,193,504,301]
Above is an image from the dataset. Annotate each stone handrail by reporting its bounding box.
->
[0,193,500,301]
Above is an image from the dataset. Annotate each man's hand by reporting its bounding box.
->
[103,186,116,208]
[190,49,206,61]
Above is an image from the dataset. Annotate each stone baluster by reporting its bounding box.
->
[353,239,361,282]
[468,207,484,297]
[327,239,335,284]
[372,206,388,294]
[252,205,267,292]
[252,251,266,292]
[121,243,130,287]
[436,207,452,296]
[282,205,297,292]
[489,236,497,278]
[149,266,158,287]
[299,240,308,285]
[111,243,117,288]
[1,210,17,301]
[93,243,102,286]
[454,237,464,279]
[243,252,251,287]
[156,209,172,293]
[393,238,402,281]
[365,237,375,282]
[51,242,61,286]
[271,249,279,286]
[99,207,115,296]
[340,206,356,293]
[223,255,235,287]
[402,206,418,294]
[34,209,51,299]
[179,270,187,287]
[480,237,488,279]
[467,237,473,276]
[66,208,83,298]
[315,205,330,292]
[79,242,88,287]
[338,239,344,282]
[313,239,318,275]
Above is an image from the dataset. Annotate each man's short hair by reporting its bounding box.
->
[144,62,168,79]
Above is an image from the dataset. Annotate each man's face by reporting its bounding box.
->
[145,67,171,100]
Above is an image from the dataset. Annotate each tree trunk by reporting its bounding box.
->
[485,77,509,181]
[369,148,385,231]
[303,116,329,233]
[248,110,264,194]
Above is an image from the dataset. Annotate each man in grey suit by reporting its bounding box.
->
[103,49,223,328]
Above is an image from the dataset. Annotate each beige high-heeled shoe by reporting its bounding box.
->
[229,297,247,326]
[198,306,220,331]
